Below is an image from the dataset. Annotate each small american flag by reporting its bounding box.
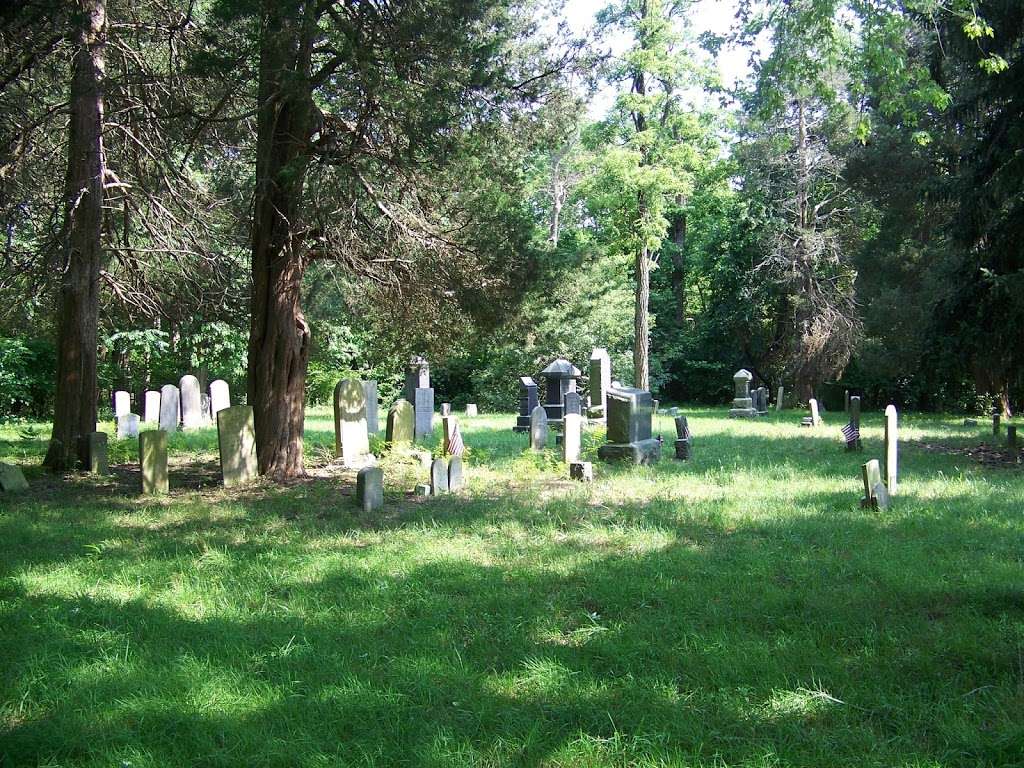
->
[446,418,465,457]
[841,421,860,445]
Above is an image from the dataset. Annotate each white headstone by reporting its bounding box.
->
[144,390,161,423]
[159,385,180,432]
[209,379,230,416]
[116,413,140,439]
[884,404,898,493]
[179,375,203,429]
[113,390,131,418]
[562,412,582,464]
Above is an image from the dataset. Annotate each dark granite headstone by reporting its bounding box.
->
[598,387,659,464]
[404,355,430,404]
[540,357,581,425]
[514,376,539,433]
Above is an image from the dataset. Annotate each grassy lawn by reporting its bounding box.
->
[1,406,1022,767]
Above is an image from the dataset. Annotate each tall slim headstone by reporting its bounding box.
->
[884,404,898,494]
[588,347,612,419]
[801,398,822,427]
[179,375,202,429]
[447,456,464,491]
[386,400,415,446]
[113,390,131,418]
[562,412,582,463]
[728,369,757,419]
[674,415,691,460]
[333,379,371,467]
[199,394,213,425]
[159,384,179,432]
[209,379,230,416]
[514,376,539,433]
[139,430,168,495]
[529,405,548,451]
[776,386,784,412]
[414,388,434,440]
[844,389,850,413]
[217,405,259,488]
[993,412,1001,436]
[144,390,161,423]
[362,380,379,434]
[1008,425,1018,453]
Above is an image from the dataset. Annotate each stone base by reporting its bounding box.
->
[728,408,758,419]
[598,438,661,465]
[586,406,605,420]
[569,461,593,482]
[513,415,531,433]
[674,438,691,460]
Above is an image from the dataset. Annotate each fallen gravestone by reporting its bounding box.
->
[217,405,258,488]
[0,463,29,492]
[530,405,548,451]
[356,466,384,513]
[139,430,168,495]
[884,404,898,494]
[386,400,415,446]
[430,457,449,495]
[448,456,464,491]
[598,387,660,464]
[728,369,757,419]
[179,375,203,429]
[80,432,108,474]
[159,384,180,432]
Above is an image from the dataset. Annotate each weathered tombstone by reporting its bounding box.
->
[209,379,230,416]
[159,384,180,432]
[776,386,784,411]
[993,412,1001,436]
[844,389,850,413]
[801,398,822,427]
[845,396,863,452]
[884,404,898,494]
[356,466,384,512]
[564,391,583,417]
[587,347,612,419]
[362,380,379,433]
[386,400,414,446]
[415,483,431,496]
[513,376,539,433]
[113,390,131,418]
[144,390,161,423]
[441,402,451,417]
[0,463,29,492]
[1008,425,1018,453]
[562,412,582,463]
[199,394,213,425]
[79,432,108,474]
[570,461,593,482]
[404,355,430,404]
[139,430,168,495]
[728,369,757,419]
[447,456,464,491]
[414,387,434,441]
[179,374,203,429]
[540,357,581,426]
[860,459,888,509]
[674,415,691,460]
[430,457,449,495]
[217,405,258,488]
[757,387,769,415]
[116,413,140,439]
[598,387,660,464]
[529,405,548,451]
[465,404,478,417]
[333,379,371,467]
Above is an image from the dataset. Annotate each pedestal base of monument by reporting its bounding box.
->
[674,438,691,460]
[513,417,531,433]
[598,438,661,465]
[729,408,758,419]
[586,406,605,420]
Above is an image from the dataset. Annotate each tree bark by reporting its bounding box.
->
[44,0,106,471]
[248,1,316,479]
[634,241,651,391]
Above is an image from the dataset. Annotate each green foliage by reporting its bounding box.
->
[0,337,55,419]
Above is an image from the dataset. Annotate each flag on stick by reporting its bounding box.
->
[841,421,860,446]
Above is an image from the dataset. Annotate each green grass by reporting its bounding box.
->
[1,406,1022,767]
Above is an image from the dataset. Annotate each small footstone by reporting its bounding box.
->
[430,458,449,495]
[569,461,593,482]
[448,455,464,491]
[79,432,108,475]
[0,463,29,491]
[415,483,431,496]
[356,466,384,513]
[139,430,168,495]
[465,404,478,417]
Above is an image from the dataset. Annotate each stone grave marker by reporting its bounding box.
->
[570,461,593,482]
[448,456,464,491]
[0,463,29,492]
[159,384,180,432]
[179,375,203,429]
[217,405,258,488]
[728,369,757,419]
[465,404,478,417]
[139,430,168,495]
[144,390,161,423]
[386,400,414,446]
[884,404,898,494]
[801,399,822,427]
[441,402,452,417]
[540,358,581,427]
[529,405,548,451]
[562,412,582,463]
[963,418,978,427]
[356,466,384,513]
[362,380,379,433]
[598,387,660,464]
[404,355,431,403]
[564,391,583,418]
[430,457,449,495]
[113,390,131,418]
[116,413,140,439]
[1008,425,1018,453]
[415,483,431,496]
[514,376,539,433]
[414,387,434,441]
[993,412,1001,435]
[674,415,691,460]
[844,389,850,413]
[860,459,889,509]
[209,379,230,416]
[776,386,784,411]
[80,432,108,474]
[588,348,612,419]
[333,379,371,467]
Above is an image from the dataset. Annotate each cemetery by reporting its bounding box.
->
[1,1,1023,766]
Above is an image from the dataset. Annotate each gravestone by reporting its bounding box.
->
[884,404,898,494]
[179,375,203,429]
[442,415,464,456]
[430,457,449,495]
[79,432,108,474]
[728,369,757,419]
[845,389,850,413]
[404,355,430,404]
[144,390,161,423]
[993,412,1001,435]
[415,483,431,496]
[199,394,212,425]
[441,402,451,417]
[0,463,29,492]
[414,387,434,440]
[540,357,581,426]
[801,399,822,427]
[356,466,384,513]
[514,376,539,433]
[562,412,582,463]
[159,384,180,432]
[776,386,784,411]
[113,390,131,418]
[570,461,593,482]
[860,459,889,509]
[116,413,140,439]
[674,415,691,460]
[465,404,478,417]
[209,379,230,416]
[139,430,168,495]
[564,391,583,418]
[756,387,768,415]
[529,405,548,451]
[448,456,464,491]
[846,396,863,452]
[362,380,379,434]
[598,387,660,464]
[587,347,612,419]
[386,400,414,445]
[333,379,371,467]
[1008,425,1018,453]
[217,405,258,488]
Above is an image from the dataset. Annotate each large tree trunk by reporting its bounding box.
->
[44,0,107,472]
[248,2,316,479]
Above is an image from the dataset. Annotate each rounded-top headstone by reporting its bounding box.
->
[430,457,449,495]
[356,466,384,513]
[209,379,231,416]
[447,455,464,491]
[529,405,548,451]
[386,400,415,446]
[179,375,203,429]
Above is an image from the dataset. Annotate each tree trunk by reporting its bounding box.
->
[634,241,651,391]
[44,0,106,472]
[248,2,316,480]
